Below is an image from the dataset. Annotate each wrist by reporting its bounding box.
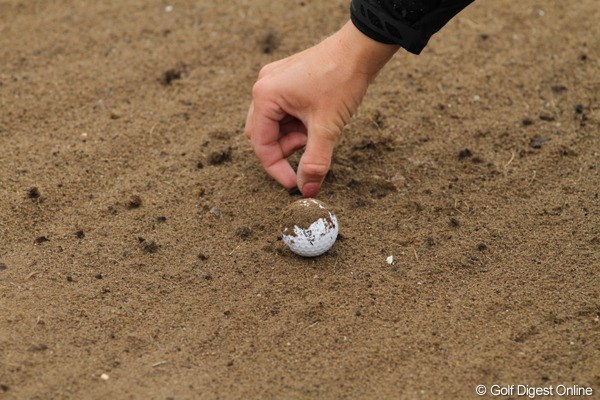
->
[329,21,399,79]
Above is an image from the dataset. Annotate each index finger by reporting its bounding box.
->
[248,102,297,189]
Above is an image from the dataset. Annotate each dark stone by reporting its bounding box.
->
[28,187,40,200]
[162,68,182,85]
[35,236,49,244]
[28,344,48,352]
[522,118,534,126]
[236,226,251,239]
[261,32,278,54]
[458,148,473,159]
[208,147,232,165]
[142,241,159,254]
[530,136,550,149]
[127,195,142,209]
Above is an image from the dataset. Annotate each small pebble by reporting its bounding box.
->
[236,226,251,239]
[142,241,159,254]
[522,118,534,126]
[208,148,232,165]
[127,195,142,209]
[28,187,41,200]
[35,236,50,244]
[530,136,550,149]
[391,173,407,190]
[458,148,473,159]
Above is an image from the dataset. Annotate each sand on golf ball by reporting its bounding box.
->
[281,198,338,257]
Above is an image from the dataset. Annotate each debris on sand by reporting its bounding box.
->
[27,187,41,200]
[530,136,550,149]
[208,147,232,165]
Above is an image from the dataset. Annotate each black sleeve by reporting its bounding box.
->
[350,0,475,54]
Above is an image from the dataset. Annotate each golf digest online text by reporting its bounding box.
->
[475,384,593,398]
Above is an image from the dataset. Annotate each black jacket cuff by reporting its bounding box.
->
[350,0,474,55]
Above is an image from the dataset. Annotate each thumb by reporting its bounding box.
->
[297,122,340,198]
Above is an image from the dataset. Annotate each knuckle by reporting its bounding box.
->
[251,79,270,99]
[300,161,330,178]
[323,128,342,142]
[258,61,278,79]
[315,122,342,142]
[258,65,270,79]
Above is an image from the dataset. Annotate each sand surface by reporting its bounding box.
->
[1,1,599,398]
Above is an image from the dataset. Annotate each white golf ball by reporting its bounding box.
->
[281,198,338,257]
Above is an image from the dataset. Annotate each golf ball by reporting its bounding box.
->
[281,198,338,257]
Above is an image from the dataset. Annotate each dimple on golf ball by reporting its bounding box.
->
[281,198,338,257]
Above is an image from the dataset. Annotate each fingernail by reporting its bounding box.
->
[301,182,320,198]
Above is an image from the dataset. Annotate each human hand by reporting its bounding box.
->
[245,21,398,197]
